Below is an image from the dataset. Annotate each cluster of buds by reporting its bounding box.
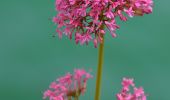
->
[116,78,147,100]
[43,69,92,100]
[53,0,153,47]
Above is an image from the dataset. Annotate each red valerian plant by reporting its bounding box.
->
[43,69,92,100]
[49,0,153,100]
[53,0,153,47]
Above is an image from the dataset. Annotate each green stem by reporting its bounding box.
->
[74,96,79,100]
[95,36,104,100]
[68,96,72,100]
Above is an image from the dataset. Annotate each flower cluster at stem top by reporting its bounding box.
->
[53,0,153,47]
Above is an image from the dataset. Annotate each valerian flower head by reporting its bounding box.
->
[53,0,153,47]
[116,78,147,100]
[43,69,92,100]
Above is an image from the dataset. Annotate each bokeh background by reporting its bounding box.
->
[0,0,169,100]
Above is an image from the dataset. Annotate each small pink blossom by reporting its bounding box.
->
[117,10,128,21]
[124,7,135,18]
[93,38,98,48]
[122,78,134,91]
[57,73,72,85]
[80,34,93,45]
[75,33,82,44]
[43,69,92,100]
[56,29,62,39]
[69,0,76,5]
[75,33,92,45]
[100,30,105,35]
[78,7,87,17]
[116,78,147,100]
[134,87,144,97]
[105,20,119,37]
[104,7,115,19]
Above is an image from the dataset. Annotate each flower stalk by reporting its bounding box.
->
[68,96,72,100]
[74,96,79,100]
[95,34,104,100]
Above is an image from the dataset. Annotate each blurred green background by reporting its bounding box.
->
[0,0,169,100]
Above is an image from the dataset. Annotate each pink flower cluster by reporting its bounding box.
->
[53,0,153,47]
[43,69,92,100]
[116,78,147,100]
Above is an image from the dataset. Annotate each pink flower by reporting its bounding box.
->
[78,7,87,17]
[43,69,92,100]
[117,10,128,21]
[75,32,93,45]
[93,38,98,48]
[43,90,54,99]
[111,2,119,8]
[69,0,76,5]
[74,69,86,81]
[134,87,144,97]
[124,7,135,17]
[53,0,153,47]
[104,7,115,19]
[116,78,147,100]
[56,29,62,39]
[80,34,92,45]
[75,33,82,44]
[57,73,72,85]
[122,78,134,91]
[105,20,119,37]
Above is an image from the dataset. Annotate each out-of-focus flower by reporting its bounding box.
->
[53,0,153,47]
[116,78,147,100]
[43,69,92,100]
